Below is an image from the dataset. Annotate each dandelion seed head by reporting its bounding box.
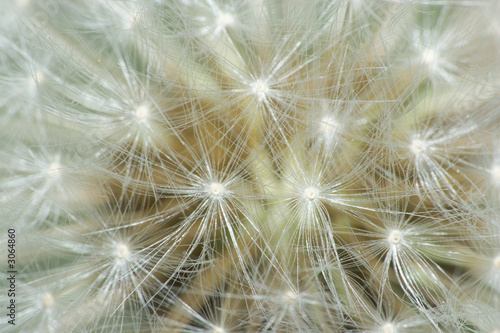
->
[208,182,225,197]
[304,187,318,201]
[7,1,500,331]
[409,138,428,155]
[382,322,396,333]
[217,12,235,28]
[42,292,55,308]
[250,79,269,101]
[388,230,402,245]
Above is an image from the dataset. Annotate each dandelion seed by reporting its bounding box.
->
[212,326,226,333]
[381,322,396,333]
[388,230,402,245]
[16,0,30,9]
[250,79,269,101]
[114,243,131,260]
[318,115,339,138]
[42,292,55,308]
[283,290,298,305]
[135,103,150,121]
[409,138,428,156]
[46,160,62,179]
[421,47,440,72]
[406,18,471,84]
[217,12,235,29]
[120,9,141,30]
[493,255,500,270]
[491,165,500,184]
[31,70,44,85]
[208,182,225,197]
[304,187,318,201]
[27,70,44,96]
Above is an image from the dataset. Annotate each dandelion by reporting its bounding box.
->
[2,0,500,332]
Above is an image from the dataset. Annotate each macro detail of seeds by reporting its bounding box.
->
[2,0,500,332]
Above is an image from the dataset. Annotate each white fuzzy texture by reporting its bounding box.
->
[1,0,500,332]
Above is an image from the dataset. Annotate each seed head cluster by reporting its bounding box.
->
[2,0,500,332]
